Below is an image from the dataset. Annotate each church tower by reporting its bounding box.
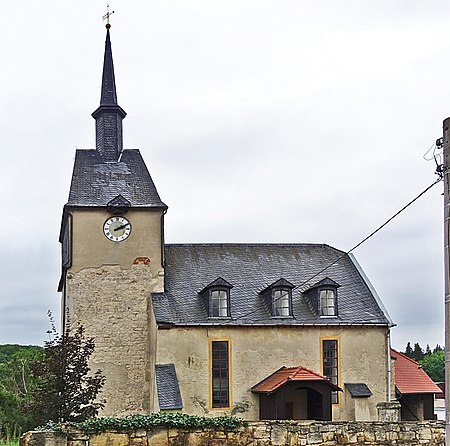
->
[59,25,167,415]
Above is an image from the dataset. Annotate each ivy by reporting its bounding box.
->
[38,413,247,435]
[35,421,67,437]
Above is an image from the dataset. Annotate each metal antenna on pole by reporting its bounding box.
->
[102,4,115,28]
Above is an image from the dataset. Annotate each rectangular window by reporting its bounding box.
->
[320,289,336,316]
[322,339,338,404]
[210,290,229,317]
[211,340,230,408]
[273,289,290,316]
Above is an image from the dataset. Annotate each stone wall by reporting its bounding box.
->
[21,421,445,446]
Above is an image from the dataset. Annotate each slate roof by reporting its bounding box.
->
[345,383,373,398]
[252,366,341,394]
[152,244,392,326]
[391,349,442,395]
[97,28,119,107]
[155,364,183,410]
[66,149,167,208]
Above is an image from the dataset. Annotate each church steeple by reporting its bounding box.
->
[92,27,127,162]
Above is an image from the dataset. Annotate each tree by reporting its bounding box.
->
[420,350,445,383]
[433,344,443,353]
[425,344,432,356]
[28,313,105,424]
[404,342,413,358]
[0,345,42,439]
[412,342,424,361]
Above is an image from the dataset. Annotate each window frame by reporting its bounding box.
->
[210,338,232,409]
[321,337,340,405]
[272,287,292,317]
[319,288,337,317]
[209,288,230,318]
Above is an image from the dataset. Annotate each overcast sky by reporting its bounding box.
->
[0,1,448,351]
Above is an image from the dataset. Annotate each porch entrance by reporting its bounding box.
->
[251,366,341,421]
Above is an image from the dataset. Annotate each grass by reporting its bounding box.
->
[1,440,19,446]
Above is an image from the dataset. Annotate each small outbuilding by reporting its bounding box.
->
[391,349,442,420]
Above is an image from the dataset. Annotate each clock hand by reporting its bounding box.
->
[113,223,129,232]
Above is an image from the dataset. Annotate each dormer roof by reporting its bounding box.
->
[260,278,295,295]
[305,277,341,292]
[199,277,233,294]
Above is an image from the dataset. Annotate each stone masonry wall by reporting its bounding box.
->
[66,264,161,415]
[21,421,445,446]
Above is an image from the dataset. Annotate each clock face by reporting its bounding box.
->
[103,216,132,242]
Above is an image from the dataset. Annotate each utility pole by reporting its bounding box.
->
[443,117,450,444]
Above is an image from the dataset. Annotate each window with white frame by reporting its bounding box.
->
[210,289,229,317]
[319,289,336,316]
[273,288,291,316]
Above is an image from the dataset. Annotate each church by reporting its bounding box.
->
[58,25,395,422]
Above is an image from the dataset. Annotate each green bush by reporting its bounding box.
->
[420,350,445,383]
[38,413,247,435]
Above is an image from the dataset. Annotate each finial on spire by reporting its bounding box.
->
[102,4,115,29]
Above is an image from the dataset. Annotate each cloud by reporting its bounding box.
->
[0,1,447,350]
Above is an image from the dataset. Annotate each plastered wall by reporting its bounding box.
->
[156,325,389,421]
[69,209,164,275]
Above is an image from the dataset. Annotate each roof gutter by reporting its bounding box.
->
[156,321,392,328]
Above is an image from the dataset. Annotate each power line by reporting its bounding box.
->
[219,176,443,325]
[296,176,443,290]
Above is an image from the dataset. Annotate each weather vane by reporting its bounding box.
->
[102,4,115,29]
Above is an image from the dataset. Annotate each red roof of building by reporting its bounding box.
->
[391,348,442,395]
[251,366,341,394]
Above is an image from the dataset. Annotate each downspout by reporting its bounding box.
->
[160,208,167,271]
[386,329,391,402]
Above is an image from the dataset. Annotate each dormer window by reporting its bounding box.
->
[304,278,340,318]
[260,278,295,318]
[319,289,336,316]
[273,288,291,316]
[199,277,233,319]
[210,289,229,317]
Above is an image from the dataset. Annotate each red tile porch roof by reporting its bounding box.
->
[251,366,341,394]
[391,348,442,395]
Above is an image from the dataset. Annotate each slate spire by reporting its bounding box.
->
[92,27,127,162]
